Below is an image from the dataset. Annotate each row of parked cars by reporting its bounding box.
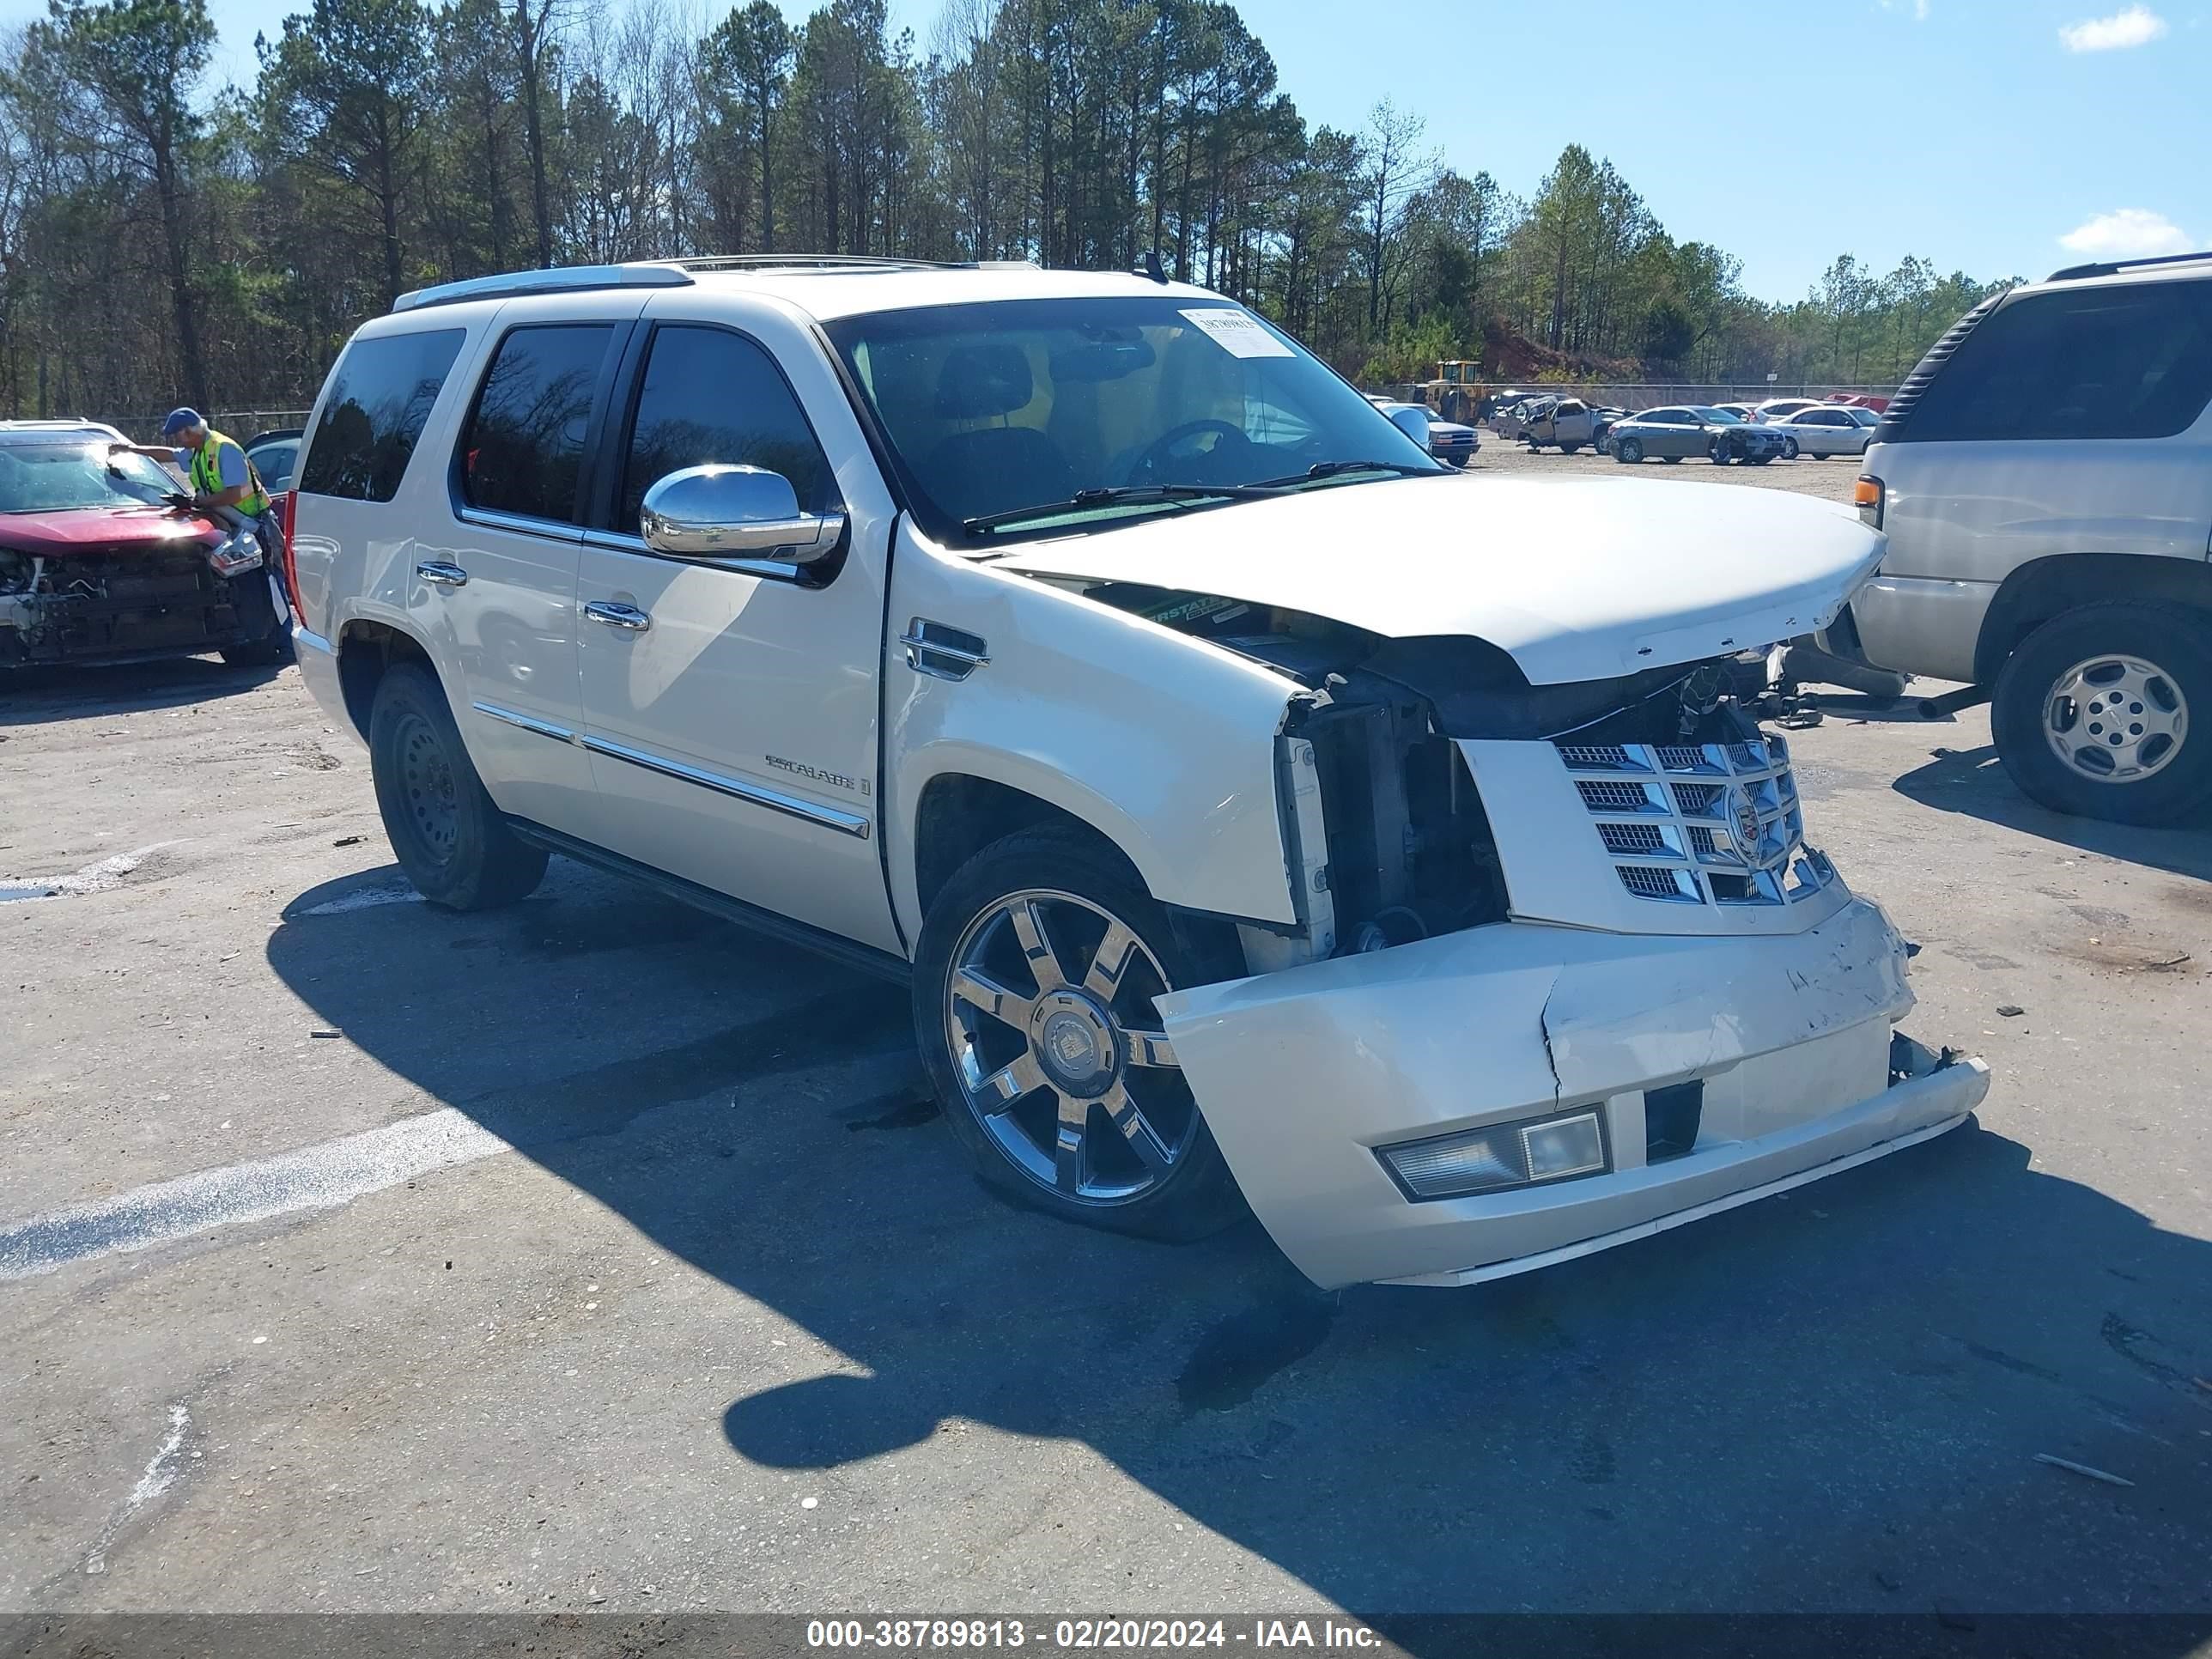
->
[1494,392,1883,465]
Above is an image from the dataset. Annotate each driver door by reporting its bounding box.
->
[567,309,902,954]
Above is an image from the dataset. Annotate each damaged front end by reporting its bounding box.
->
[1067,580,1990,1290]
[0,538,273,668]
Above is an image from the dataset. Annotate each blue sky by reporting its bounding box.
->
[4,0,2201,300]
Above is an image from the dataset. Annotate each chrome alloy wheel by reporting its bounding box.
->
[397,711,462,860]
[2042,653,2189,783]
[943,889,1194,1205]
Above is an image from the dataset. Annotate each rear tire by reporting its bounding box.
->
[914,829,1246,1243]
[1561,442,1582,455]
[368,661,549,908]
[1990,601,2212,826]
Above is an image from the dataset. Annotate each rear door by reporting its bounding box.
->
[567,298,902,953]
[1793,410,1843,455]
[419,302,642,832]
[1650,410,1696,457]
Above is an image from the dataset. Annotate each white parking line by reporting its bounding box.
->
[0,1108,514,1282]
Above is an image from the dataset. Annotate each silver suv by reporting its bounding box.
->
[1850,251,2212,824]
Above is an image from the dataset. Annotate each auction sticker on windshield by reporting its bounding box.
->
[1181,308,1293,357]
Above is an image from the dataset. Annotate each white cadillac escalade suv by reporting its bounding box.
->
[282,256,1988,1290]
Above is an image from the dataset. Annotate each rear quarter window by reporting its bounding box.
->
[1899,280,2212,443]
[299,328,466,501]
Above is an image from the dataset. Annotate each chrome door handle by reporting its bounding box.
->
[900,619,988,682]
[583,600,651,633]
[416,560,469,588]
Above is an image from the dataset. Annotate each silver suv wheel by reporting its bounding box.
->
[943,887,1194,1205]
[2042,653,2188,783]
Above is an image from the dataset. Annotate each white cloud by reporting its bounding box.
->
[2059,4,2168,50]
[1878,0,1930,18]
[2059,209,2194,259]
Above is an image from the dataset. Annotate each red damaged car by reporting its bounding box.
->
[0,420,289,670]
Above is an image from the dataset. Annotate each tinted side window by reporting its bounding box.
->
[1904,281,2212,442]
[460,325,614,523]
[616,325,836,528]
[299,328,465,501]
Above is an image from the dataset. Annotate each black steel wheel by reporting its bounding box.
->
[368,661,548,908]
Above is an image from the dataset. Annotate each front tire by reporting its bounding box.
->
[1616,438,1644,465]
[1782,438,1800,459]
[368,661,549,908]
[1990,602,2212,826]
[1560,442,1582,455]
[914,829,1245,1242]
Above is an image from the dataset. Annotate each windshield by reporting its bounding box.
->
[1692,406,1743,423]
[823,297,1438,542]
[0,444,177,514]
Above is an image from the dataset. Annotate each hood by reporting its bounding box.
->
[0,504,222,555]
[998,474,1885,685]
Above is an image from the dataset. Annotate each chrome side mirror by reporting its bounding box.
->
[1388,405,1430,445]
[640,465,846,564]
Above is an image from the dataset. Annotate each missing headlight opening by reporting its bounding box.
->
[1069,578,1775,958]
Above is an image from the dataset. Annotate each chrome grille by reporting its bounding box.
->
[1599,822,1668,855]
[1618,865,1694,901]
[1557,734,1840,908]
[1559,744,1635,769]
[1577,779,1655,812]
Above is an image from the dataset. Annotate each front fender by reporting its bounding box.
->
[885,525,1301,942]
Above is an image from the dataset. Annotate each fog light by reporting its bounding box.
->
[1522,1111,1607,1180]
[1377,1107,1611,1201]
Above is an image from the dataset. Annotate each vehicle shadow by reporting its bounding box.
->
[1894,744,2212,879]
[0,654,287,726]
[267,864,2212,1625]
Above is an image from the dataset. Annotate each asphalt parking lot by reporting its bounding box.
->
[3,478,2209,1631]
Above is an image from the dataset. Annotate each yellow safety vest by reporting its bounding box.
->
[189,429,271,519]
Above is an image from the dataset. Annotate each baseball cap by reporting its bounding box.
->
[160,407,203,438]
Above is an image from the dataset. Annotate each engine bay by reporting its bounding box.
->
[1047,575,1767,956]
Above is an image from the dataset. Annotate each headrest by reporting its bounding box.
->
[936,343,1034,419]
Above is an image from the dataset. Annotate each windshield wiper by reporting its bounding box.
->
[1247,459,1440,488]
[963,483,1279,534]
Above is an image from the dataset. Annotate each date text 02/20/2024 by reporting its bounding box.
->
[803,1620,1383,1650]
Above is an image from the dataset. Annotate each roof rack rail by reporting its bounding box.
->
[665,253,973,274]
[393,263,695,313]
[2045,248,2212,283]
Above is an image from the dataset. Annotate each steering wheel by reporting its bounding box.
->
[1127,418,1255,485]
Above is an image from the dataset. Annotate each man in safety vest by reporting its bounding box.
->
[112,407,289,630]
[112,408,273,541]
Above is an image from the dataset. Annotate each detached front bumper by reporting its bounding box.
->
[1157,896,1989,1290]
